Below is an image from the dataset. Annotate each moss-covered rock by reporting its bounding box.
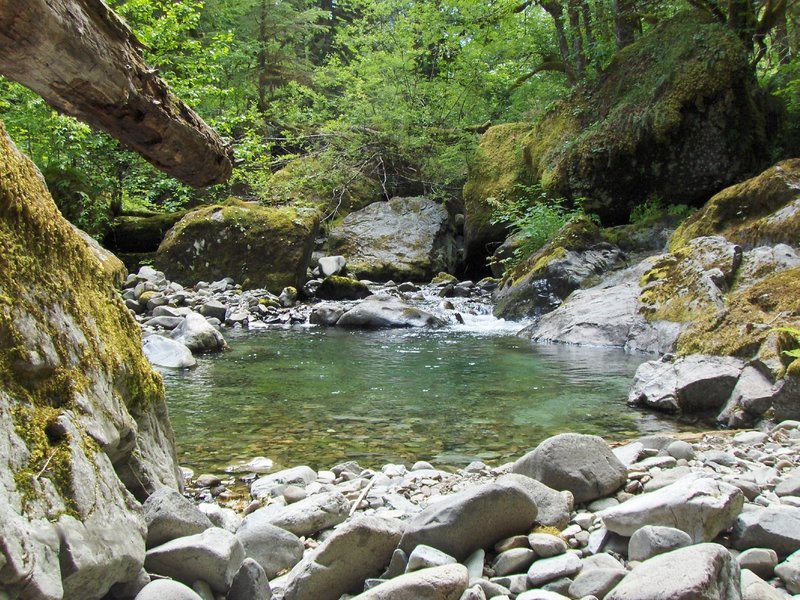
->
[264,155,382,218]
[524,10,769,223]
[316,276,372,301]
[493,217,624,319]
[105,211,188,253]
[462,123,533,264]
[0,121,180,598]
[669,158,800,251]
[155,199,320,291]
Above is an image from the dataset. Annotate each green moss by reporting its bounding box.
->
[0,120,164,512]
[523,10,762,223]
[676,267,800,359]
[155,198,320,291]
[431,272,458,284]
[669,159,800,251]
[317,276,371,301]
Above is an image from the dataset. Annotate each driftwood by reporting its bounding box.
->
[0,0,232,187]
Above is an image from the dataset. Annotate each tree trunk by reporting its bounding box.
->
[568,0,587,79]
[542,0,577,84]
[0,0,232,187]
[614,0,637,49]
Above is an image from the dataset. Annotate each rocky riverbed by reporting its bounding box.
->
[125,422,800,600]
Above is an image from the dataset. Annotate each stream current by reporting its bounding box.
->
[161,290,698,475]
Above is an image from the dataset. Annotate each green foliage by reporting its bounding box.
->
[489,183,594,269]
[629,196,695,224]
[774,327,800,359]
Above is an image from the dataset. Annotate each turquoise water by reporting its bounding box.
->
[161,324,688,475]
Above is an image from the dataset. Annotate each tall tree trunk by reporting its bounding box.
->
[568,0,587,78]
[581,0,596,65]
[542,0,577,84]
[614,0,637,49]
[0,0,232,187]
[257,0,270,114]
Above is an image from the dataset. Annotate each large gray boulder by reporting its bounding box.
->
[399,481,538,561]
[337,295,446,329]
[628,525,693,561]
[599,474,744,543]
[732,505,800,557]
[511,434,627,504]
[134,579,204,600]
[497,473,573,529]
[227,557,271,600]
[741,568,786,600]
[142,334,197,369]
[143,487,213,547]
[605,543,741,600]
[628,355,745,414]
[249,465,317,499]
[775,549,800,594]
[170,311,226,353]
[144,527,245,593]
[243,491,350,538]
[352,564,469,600]
[235,520,304,579]
[329,197,457,281]
[282,516,405,600]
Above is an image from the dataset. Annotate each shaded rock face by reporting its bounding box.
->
[462,123,533,265]
[524,11,769,223]
[105,211,187,254]
[155,199,319,291]
[0,122,181,598]
[329,197,458,281]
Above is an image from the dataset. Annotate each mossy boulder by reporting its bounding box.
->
[524,10,769,223]
[264,155,382,217]
[0,121,181,598]
[105,211,188,253]
[316,276,372,301]
[328,197,458,281]
[155,199,320,291]
[669,158,800,251]
[462,123,533,264]
[493,217,625,319]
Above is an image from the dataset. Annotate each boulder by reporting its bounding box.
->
[627,525,693,561]
[497,474,572,529]
[329,197,457,281]
[775,549,800,594]
[399,481,538,561]
[199,300,227,322]
[318,255,347,277]
[133,579,204,600]
[71,222,128,286]
[734,244,800,291]
[737,548,778,579]
[143,487,213,548]
[511,433,627,503]
[523,11,770,223]
[235,520,304,579]
[740,568,785,600]
[170,312,226,354]
[142,335,197,369]
[407,545,458,572]
[227,557,271,600]
[526,552,583,587]
[628,354,745,414]
[309,303,346,326]
[316,276,372,301]
[732,505,800,557]
[155,199,319,290]
[0,121,181,599]
[106,211,187,254]
[247,491,351,538]
[718,365,782,426]
[337,295,446,328]
[144,527,245,593]
[605,543,741,600]
[282,516,405,600]
[249,465,317,499]
[599,474,744,543]
[567,567,627,599]
[462,123,533,265]
[491,548,537,577]
[351,564,469,600]
[527,533,568,558]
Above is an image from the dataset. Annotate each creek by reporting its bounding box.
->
[162,295,703,475]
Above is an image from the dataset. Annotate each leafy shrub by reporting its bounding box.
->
[629,196,694,224]
[42,164,111,239]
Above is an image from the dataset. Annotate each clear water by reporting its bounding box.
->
[161,320,692,475]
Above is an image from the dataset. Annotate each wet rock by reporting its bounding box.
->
[628,525,693,561]
[351,564,469,600]
[142,335,197,369]
[337,295,446,328]
[600,474,744,543]
[605,543,740,600]
[399,482,538,561]
[282,516,404,600]
[170,312,227,353]
[235,520,304,579]
[144,527,245,593]
[309,303,346,326]
[143,487,214,548]
[511,433,627,503]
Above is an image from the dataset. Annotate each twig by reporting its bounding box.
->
[35,449,59,479]
[349,477,376,516]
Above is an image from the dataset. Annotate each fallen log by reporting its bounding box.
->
[0,0,232,187]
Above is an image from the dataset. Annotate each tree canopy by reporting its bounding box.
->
[0,0,797,236]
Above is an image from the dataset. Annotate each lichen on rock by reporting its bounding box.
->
[0,120,180,598]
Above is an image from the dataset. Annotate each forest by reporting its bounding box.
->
[0,0,798,240]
